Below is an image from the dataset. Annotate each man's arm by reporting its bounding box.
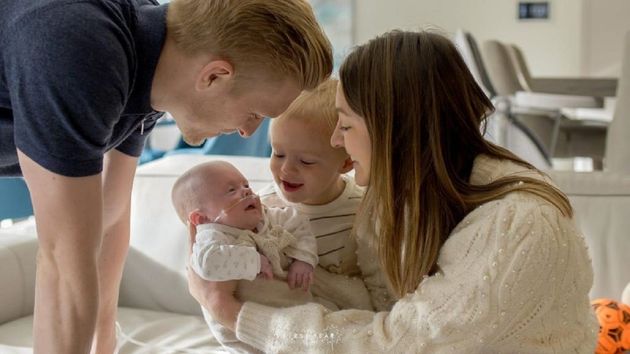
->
[18,149,103,354]
[92,149,138,353]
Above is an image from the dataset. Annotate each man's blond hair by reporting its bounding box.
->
[167,0,333,90]
[272,78,339,139]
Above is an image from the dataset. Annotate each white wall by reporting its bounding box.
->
[353,0,622,78]
[581,0,630,77]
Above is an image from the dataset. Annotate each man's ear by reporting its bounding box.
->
[195,60,234,92]
[339,157,354,174]
[188,209,209,226]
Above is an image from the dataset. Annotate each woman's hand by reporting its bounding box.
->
[187,266,241,330]
[187,222,242,331]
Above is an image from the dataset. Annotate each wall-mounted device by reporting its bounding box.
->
[518,2,550,20]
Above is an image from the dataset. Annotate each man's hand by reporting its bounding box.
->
[287,260,314,291]
[258,254,273,279]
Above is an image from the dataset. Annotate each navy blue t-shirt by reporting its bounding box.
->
[0,0,166,177]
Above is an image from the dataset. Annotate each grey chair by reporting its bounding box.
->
[483,39,607,162]
[480,40,522,97]
[508,44,617,97]
[466,32,498,99]
[454,30,551,168]
[507,44,534,92]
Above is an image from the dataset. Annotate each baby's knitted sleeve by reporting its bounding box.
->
[191,229,261,281]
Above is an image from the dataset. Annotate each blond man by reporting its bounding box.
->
[0,0,332,352]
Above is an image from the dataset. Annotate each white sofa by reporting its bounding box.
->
[546,170,630,300]
[1,154,629,353]
[0,155,274,353]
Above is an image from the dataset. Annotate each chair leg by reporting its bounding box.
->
[508,112,553,166]
[549,112,562,158]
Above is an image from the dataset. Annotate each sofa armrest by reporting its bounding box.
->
[548,171,630,300]
[0,223,38,325]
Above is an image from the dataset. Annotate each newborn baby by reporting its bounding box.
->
[171,160,318,354]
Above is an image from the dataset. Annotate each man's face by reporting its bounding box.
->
[172,78,302,146]
[270,118,349,205]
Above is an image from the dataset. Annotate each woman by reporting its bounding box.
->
[187,30,597,353]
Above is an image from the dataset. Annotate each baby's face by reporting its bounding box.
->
[204,165,263,230]
[270,119,348,205]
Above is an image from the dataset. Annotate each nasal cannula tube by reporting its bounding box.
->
[212,194,259,223]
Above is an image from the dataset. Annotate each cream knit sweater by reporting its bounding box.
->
[235,155,598,353]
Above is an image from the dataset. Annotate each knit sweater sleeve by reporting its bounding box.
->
[235,196,597,353]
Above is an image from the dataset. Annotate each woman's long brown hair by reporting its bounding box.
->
[339,30,572,298]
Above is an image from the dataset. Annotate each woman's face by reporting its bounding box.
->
[331,84,371,187]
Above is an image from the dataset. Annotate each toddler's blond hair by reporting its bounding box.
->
[271,78,340,144]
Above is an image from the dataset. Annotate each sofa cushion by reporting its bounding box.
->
[0,223,37,326]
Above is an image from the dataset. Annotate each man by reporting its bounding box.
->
[0,0,332,352]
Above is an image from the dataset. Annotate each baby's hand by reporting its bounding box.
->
[287,260,314,291]
[258,254,273,280]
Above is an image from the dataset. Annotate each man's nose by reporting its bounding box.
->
[238,116,265,137]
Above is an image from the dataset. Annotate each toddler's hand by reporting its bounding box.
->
[258,254,273,280]
[287,260,313,291]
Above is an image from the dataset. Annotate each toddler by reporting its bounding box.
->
[259,79,395,311]
[172,160,318,353]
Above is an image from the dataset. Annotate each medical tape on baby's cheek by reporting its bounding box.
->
[211,194,259,223]
[211,211,226,223]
